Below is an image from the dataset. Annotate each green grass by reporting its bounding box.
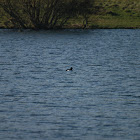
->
[90,16,140,29]
[66,0,140,29]
[85,0,140,29]
[89,0,140,28]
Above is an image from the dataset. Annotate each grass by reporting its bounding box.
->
[89,15,140,29]
[88,0,140,29]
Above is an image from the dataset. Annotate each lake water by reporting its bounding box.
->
[0,29,140,140]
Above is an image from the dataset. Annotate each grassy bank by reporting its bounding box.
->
[0,0,140,29]
[89,16,140,29]
[89,0,140,29]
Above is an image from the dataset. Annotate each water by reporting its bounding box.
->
[0,29,140,140]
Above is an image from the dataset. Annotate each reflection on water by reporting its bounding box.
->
[0,29,140,140]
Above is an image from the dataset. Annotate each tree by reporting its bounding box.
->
[0,0,27,28]
[0,0,94,29]
[79,0,93,28]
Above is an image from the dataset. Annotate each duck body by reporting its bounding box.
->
[66,67,73,71]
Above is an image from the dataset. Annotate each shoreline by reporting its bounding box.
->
[0,26,140,30]
[1,0,140,30]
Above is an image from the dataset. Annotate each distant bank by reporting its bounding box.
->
[1,17,139,29]
[0,0,140,29]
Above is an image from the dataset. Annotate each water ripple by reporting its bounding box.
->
[0,29,140,140]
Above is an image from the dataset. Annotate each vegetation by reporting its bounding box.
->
[89,0,140,29]
[0,0,140,29]
[0,0,93,29]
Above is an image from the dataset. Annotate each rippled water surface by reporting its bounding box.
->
[0,29,140,140]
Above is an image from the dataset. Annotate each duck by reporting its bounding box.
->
[66,67,73,71]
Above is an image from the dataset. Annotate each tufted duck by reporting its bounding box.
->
[66,67,73,71]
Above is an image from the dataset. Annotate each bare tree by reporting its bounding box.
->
[0,0,94,29]
[0,0,27,28]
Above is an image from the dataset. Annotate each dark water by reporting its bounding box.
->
[0,29,140,140]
